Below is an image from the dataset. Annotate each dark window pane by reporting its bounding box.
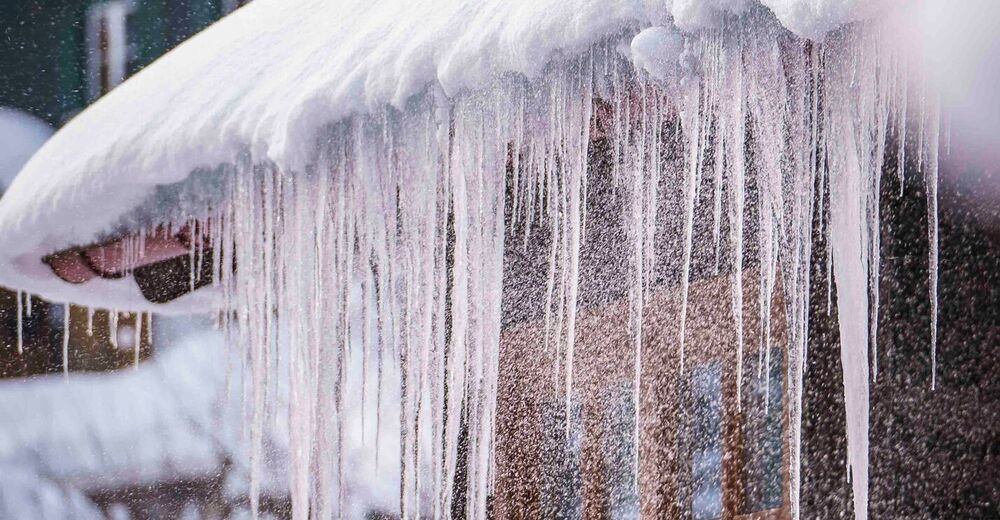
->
[689,363,723,520]
[742,345,785,512]
[601,383,639,518]
[541,398,583,519]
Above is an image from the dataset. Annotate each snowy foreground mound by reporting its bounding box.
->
[0,321,398,519]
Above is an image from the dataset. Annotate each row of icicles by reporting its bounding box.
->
[15,16,943,520]
[14,289,152,376]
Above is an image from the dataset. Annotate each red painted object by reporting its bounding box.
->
[42,228,216,303]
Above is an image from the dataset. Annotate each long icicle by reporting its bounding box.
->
[926,96,940,390]
[62,304,70,379]
[16,290,23,355]
[198,20,944,520]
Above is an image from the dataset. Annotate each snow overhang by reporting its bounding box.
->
[0,0,894,313]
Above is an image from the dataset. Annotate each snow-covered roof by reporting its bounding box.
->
[0,0,888,311]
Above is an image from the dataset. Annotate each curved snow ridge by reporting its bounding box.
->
[0,0,650,274]
[0,0,894,310]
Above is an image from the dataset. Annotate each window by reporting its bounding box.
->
[541,399,583,519]
[740,345,785,513]
[665,277,790,520]
[494,273,791,518]
[687,363,724,520]
[85,1,133,100]
[600,384,640,519]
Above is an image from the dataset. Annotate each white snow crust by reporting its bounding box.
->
[0,0,896,311]
[630,26,685,82]
[759,0,899,40]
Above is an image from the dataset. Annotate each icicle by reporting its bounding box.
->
[925,97,940,390]
[134,312,143,369]
[189,217,198,293]
[25,293,31,317]
[109,310,118,349]
[186,23,948,520]
[724,32,747,410]
[63,304,70,379]
[86,306,94,336]
[627,80,649,499]
[563,102,583,440]
[786,41,822,520]
[897,69,908,195]
[15,290,23,355]
[677,65,703,374]
[828,38,872,520]
[711,116,725,274]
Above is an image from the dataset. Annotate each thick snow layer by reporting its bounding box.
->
[670,0,754,31]
[0,2,976,520]
[0,0,899,312]
[0,108,52,192]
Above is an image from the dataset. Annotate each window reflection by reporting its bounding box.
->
[687,363,723,520]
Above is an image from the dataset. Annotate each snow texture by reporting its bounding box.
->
[630,26,684,82]
[759,0,899,40]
